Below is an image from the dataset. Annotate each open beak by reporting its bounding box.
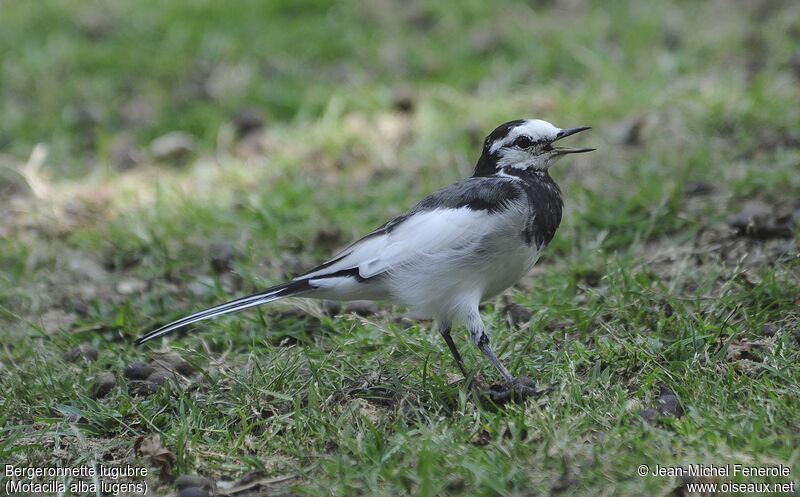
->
[552,126,594,154]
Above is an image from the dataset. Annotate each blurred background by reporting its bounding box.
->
[1,1,798,496]
[2,0,797,177]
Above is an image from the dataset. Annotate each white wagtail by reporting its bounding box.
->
[137,119,593,401]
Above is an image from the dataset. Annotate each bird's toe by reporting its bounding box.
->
[486,376,543,404]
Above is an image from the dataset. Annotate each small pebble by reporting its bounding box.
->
[392,90,415,113]
[393,316,415,329]
[684,180,713,196]
[177,487,210,497]
[109,133,143,170]
[146,370,173,386]
[156,352,196,376]
[760,323,778,337]
[210,241,236,273]
[150,132,195,162]
[116,278,147,295]
[91,372,117,399]
[656,385,684,418]
[321,300,341,317]
[232,108,265,137]
[638,408,659,425]
[124,361,155,381]
[503,303,532,326]
[128,380,160,396]
[726,201,792,239]
[175,475,215,491]
[344,300,378,316]
[62,344,99,363]
[188,276,215,297]
[220,272,243,292]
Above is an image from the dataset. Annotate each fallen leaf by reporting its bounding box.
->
[134,434,177,480]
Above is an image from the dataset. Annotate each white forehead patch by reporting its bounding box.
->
[489,119,560,153]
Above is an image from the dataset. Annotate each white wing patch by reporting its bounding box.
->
[359,208,493,277]
[299,208,494,280]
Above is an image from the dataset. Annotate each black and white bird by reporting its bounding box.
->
[137,119,593,400]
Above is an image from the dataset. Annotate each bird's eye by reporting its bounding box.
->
[514,136,534,149]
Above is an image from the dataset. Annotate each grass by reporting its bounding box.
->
[1,0,799,496]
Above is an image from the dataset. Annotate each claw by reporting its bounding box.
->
[486,376,545,404]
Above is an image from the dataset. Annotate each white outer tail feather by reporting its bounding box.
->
[135,282,303,345]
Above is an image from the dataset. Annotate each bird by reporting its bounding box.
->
[136,118,594,401]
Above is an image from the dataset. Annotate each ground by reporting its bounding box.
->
[1,1,799,496]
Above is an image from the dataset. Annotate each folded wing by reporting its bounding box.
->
[299,176,521,283]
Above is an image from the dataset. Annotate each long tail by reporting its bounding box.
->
[135,279,311,345]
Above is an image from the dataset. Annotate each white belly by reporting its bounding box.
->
[480,240,542,301]
[386,206,542,324]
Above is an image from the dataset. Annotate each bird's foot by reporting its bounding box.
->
[486,376,546,404]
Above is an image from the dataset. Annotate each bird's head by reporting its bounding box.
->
[474,119,594,177]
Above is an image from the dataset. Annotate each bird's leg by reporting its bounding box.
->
[437,320,469,378]
[468,313,514,383]
[467,311,539,403]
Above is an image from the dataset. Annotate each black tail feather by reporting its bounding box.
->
[135,279,311,345]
